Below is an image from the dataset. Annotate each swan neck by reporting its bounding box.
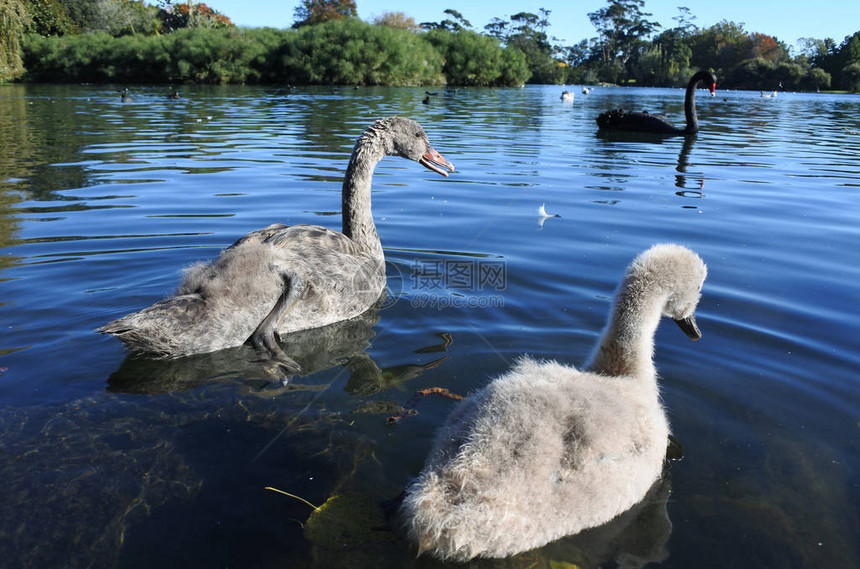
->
[684,77,700,134]
[342,134,385,257]
[586,278,666,382]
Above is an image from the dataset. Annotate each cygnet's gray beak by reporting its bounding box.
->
[420,146,455,177]
[674,315,702,340]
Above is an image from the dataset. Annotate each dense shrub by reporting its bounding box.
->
[276,19,443,85]
[166,28,270,83]
[842,62,860,92]
[23,30,238,83]
[21,21,445,85]
[23,32,115,82]
[803,67,831,91]
[725,57,833,91]
[726,58,777,90]
[426,29,530,86]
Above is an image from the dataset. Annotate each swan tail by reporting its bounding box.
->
[98,294,208,356]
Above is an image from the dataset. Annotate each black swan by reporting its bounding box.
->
[596,70,717,135]
[100,117,455,372]
[400,244,707,561]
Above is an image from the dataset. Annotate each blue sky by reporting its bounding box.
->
[201,0,858,50]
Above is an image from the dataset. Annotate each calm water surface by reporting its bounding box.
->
[0,84,858,568]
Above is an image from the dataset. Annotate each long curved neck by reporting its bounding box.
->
[342,132,386,258]
[683,76,702,134]
[585,278,666,383]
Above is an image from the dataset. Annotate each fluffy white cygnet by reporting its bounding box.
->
[399,243,707,561]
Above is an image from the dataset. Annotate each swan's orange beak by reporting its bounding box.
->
[420,146,455,177]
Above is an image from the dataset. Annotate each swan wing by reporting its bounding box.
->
[228,223,363,257]
[264,224,363,257]
[226,223,290,248]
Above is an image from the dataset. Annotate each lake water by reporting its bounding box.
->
[0,83,858,568]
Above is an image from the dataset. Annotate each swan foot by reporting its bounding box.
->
[248,329,302,374]
[245,272,307,374]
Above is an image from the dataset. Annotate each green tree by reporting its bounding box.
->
[483,17,507,41]
[508,10,563,82]
[561,39,596,68]
[482,9,564,83]
[803,67,830,90]
[1,0,29,80]
[657,6,698,81]
[802,37,837,82]
[24,0,78,35]
[65,0,102,30]
[839,61,860,91]
[749,32,787,63]
[160,1,233,32]
[85,0,161,36]
[420,9,473,32]
[631,42,691,86]
[838,32,860,64]
[508,10,551,49]
[651,26,694,85]
[588,0,660,76]
[773,61,804,89]
[688,20,749,76]
[293,0,356,28]
[426,28,529,86]
[725,57,776,89]
[831,32,860,89]
[372,11,419,32]
[672,6,696,34]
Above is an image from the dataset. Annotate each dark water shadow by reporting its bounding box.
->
[519,472,673,569]
[595,128,692,144]
[674,136,705,193]
[106,305,449,397]
[298,469,673,569]
[1,306,456,569]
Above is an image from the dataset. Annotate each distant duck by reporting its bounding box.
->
[582,87,592,94]
[596,70,717,135]
[423,91,440,105]
[560,90,575,103]
[167,88,180,99]
[120,89,133,103]
[760,90,777,98]
[100,117,455,372]
[400,244,708,561]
